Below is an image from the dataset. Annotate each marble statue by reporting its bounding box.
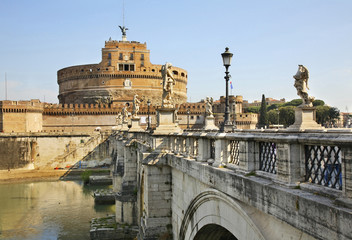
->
[161,63,175,107]
[122,103,129,122]
[205,97,214,116]
[132,95,141,118]
[293,65,315,107]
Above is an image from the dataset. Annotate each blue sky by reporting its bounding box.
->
[0,0,351,111]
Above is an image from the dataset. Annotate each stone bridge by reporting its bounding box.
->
[110,129,352,240]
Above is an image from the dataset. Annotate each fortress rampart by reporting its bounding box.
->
[57,40,188,105]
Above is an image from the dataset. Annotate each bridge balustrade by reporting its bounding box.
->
[153,131,352,197]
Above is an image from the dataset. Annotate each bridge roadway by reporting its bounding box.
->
[110,129,352,240]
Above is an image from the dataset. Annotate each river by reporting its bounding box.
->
[0,180,115,240]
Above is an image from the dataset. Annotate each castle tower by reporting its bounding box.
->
[57,31,188,105]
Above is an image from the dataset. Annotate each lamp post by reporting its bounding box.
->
[147,99,151,131]
[187,109,190,129]
[220,47,234,132]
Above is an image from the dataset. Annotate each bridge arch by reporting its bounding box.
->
[179,189,265,240]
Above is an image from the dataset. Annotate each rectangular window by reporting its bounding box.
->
[141,54,144,60]
[119,64,123,71]
[141,61,144,67]
[108,53,111,59]
[130,64,135,71]
[108,60,111,66]
[124,64,129,71]
[130,53,134,60]
[119,53,123,60]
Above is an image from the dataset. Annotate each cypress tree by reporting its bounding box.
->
[258,94,268,128]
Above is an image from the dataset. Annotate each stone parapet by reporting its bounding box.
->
[111,129,352,239]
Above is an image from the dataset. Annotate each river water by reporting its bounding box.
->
[0,180,115,240]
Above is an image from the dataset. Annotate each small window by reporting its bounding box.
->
[97,68,100,71]
[130,53,134,60]
[119,53,123,60]
[141,61,144,67]
[191,116,194,120]
[130,64,135,71]
[108,53,111,59]
[173,70,178,75]
[124,64,129,71]
[197,116,200,120]
[141,54,144,60]
[181,72,185,77]
[152,69,155,72]
[108,60,111,66]
[81,69,84,72]
[119,64,123,71]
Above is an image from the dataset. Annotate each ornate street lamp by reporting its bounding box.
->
[220,47,234,132]
[147,99,151,131]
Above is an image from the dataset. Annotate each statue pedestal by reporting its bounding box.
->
[288,107,324,131]
[129,117,144,132]
[120,121,129,131]
[204,116,219,130]
[112,124,122,131]
[153,107,182,134]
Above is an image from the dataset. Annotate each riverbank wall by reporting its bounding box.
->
[0,131,113,170]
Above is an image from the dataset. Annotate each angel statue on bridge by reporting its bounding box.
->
[161,63,175,108]
[293,65,315,107]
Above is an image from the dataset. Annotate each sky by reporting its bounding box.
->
[0,0,351,111]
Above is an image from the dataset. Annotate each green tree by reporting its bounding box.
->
[267,109,279,125]
[316,106,340,127]
[278,106,295,127]
[245,106,260,113]
[267,103,283,111]
[328,107,340,124]
[313,99,325,106]
[283,99,302,107]
[258,94,268,128]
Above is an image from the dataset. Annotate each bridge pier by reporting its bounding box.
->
[139,162,172,239]
[114,137,138,225]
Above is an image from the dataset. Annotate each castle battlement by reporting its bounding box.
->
[57,37,187,105]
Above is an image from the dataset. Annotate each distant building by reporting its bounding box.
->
[58,37,187,106]
[0,30,258,132]
[0,100,43,132]
[339,112,352,128]
[243,97,286,108]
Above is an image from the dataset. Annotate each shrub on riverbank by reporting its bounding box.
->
[81,170,92,184]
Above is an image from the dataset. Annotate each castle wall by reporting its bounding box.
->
[0,100,43,133]
[57,40,188,105]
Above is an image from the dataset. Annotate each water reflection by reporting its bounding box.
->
[0,181,114,240]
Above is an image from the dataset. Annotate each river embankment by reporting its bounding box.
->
[0,168,110,183]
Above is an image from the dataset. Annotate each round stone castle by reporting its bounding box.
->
[57,32,188,105]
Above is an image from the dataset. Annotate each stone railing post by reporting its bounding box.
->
[196,138,206,162]
[237,140,258,173]
[276,142,303,185]
[214,139,230,167]
[342,146,352,198]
